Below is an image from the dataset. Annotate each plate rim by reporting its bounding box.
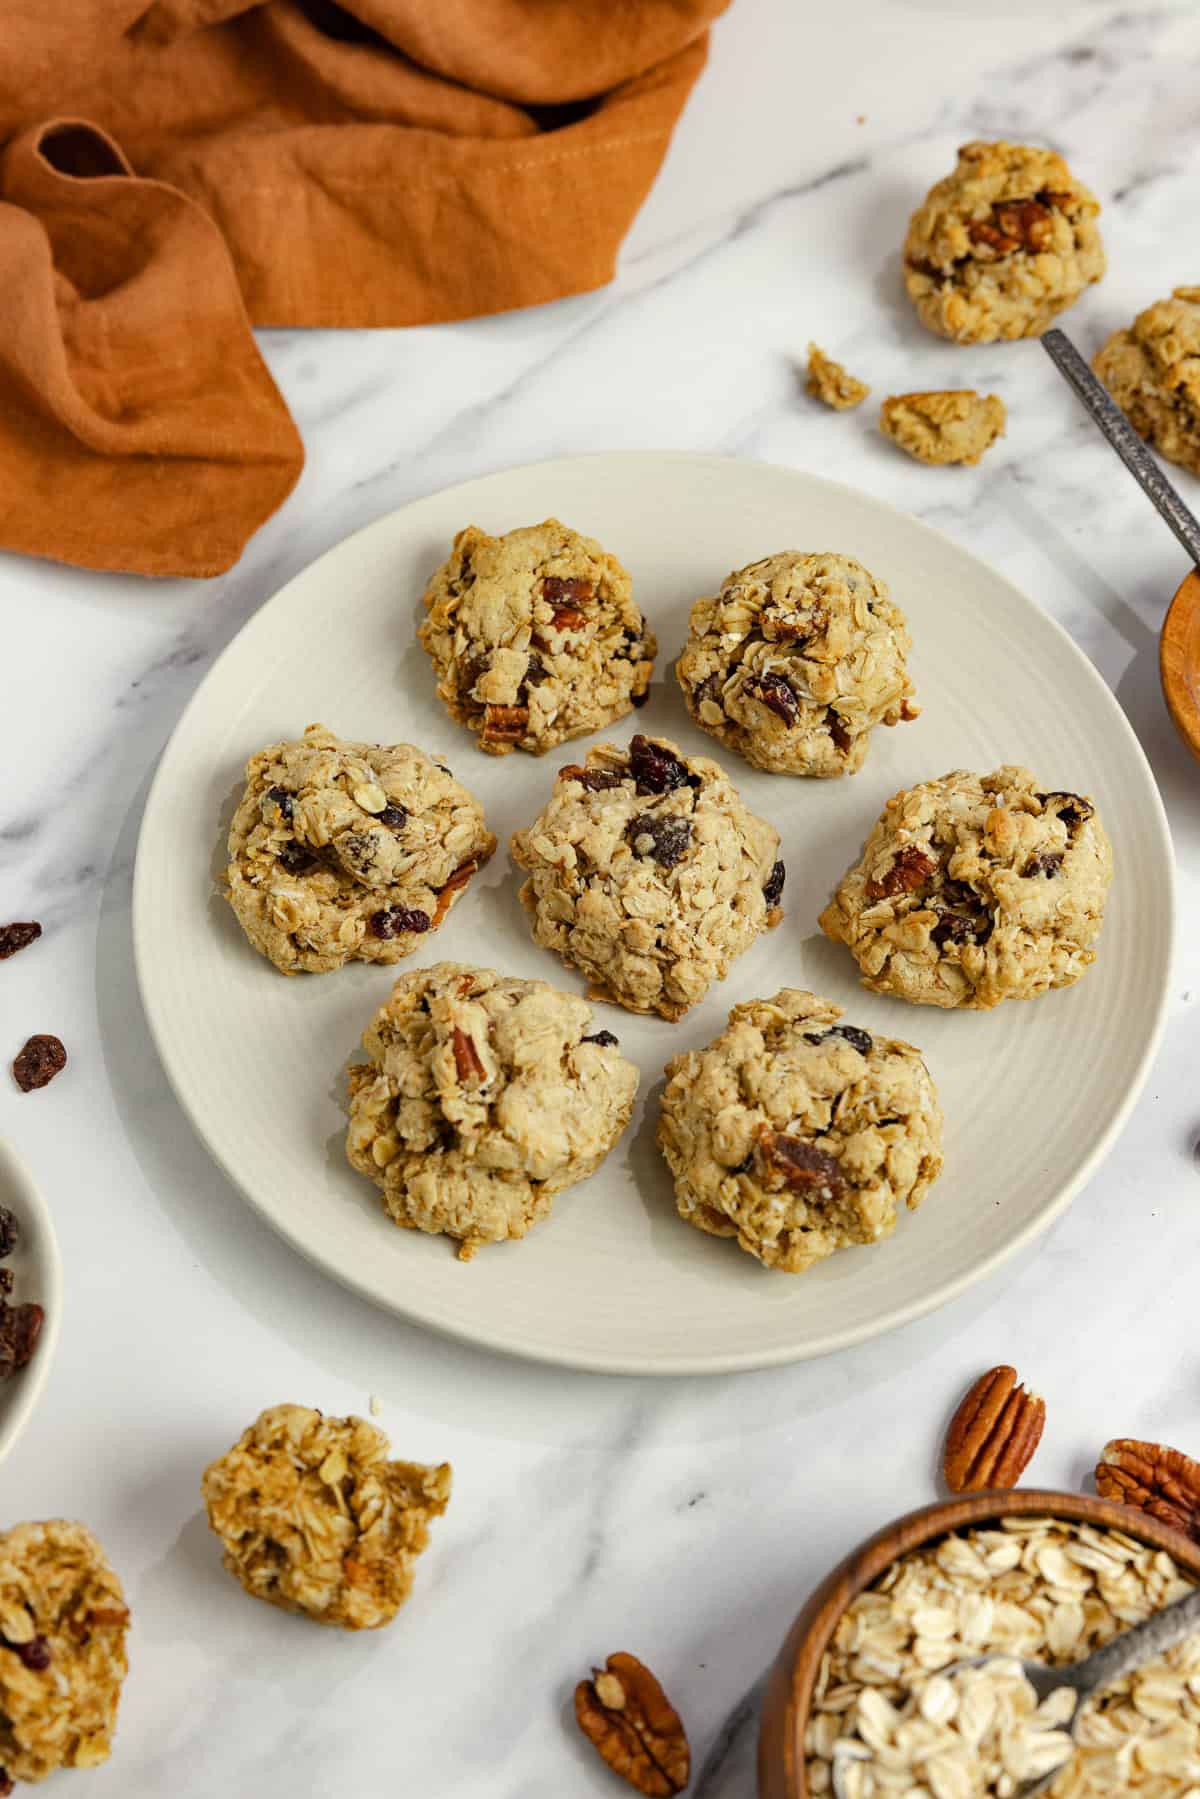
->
[132,450,1176,1376]
[0,1136,64,1463]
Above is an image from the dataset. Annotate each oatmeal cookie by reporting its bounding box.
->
[225,723,495,975]
[806,343,870,411]
[820,767,1113,1009]
[418,519,655,755]
[903,140,1105,343]
[658,989,942,1274]
[511,735,782,1019]
[0,1520,129,1784]
[879,390,1006,466]
[676,553,918,778]
[202,1404,450,1629]
[346,962,638,1257]
[1094,285,1200,479]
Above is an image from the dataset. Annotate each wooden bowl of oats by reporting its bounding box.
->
[757,1490,1200,1798]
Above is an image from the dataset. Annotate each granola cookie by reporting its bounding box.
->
[1094,286,1200,479]
[0,1520,129,1785]
[806,343,870,410]
[202,1404,450,1629]
[676,553,918,778]
[418,518,655,755]
[819,767,1113,1009]
[511,734,782,1019]
[903,140,1105,343]
[225,723,495,975]
[880,390,1006,465]
[658,989,942,1274]
[346,962,639,1258]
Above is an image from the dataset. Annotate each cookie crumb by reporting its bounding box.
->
[806,343,870,411]
[879,389,1006,465]
[369,1394,382,1418]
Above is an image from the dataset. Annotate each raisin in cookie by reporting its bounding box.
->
[659,989,942,1274]
[879,390,1006,466]
[676,553,918,778]
[511,735,782,1019]
[819,767,1113,1009]
[1094,286,1200,480]
[202,1404,449,1629]
[806,343,870,411]
[346,962,638,1258]
[0,1520,129,1784]
[903,140,1105,343]
[225,723,495,974]
[418,518,655,755]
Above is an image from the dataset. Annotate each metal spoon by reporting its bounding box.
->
[1041,327,1200,763]
[832,1577,1200,1798]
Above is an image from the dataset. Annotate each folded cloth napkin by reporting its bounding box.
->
[0,0,728,577]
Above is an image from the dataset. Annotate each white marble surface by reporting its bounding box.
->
[2,1,1200,1792]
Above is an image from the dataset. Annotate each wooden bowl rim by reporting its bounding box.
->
[1161,568,1200,763]
[760,1488,1200,1798]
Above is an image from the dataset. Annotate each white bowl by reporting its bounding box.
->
[0,1137,62,1467]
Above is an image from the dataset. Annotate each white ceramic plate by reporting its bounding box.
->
[133,454,1173,1375]
[0,1137,62,1463]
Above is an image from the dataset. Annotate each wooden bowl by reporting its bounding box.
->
[757,1488,1200,1798]
[1162,570,1200,763]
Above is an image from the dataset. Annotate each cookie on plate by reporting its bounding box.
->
[418,518,655,755]
[676,553,918,777]
[903,140,1105,343]
[879,390,1006,466]
[658,989,943,1274]
[0,1520,129,1783]
[346,962,638,1259]
[202,1404,450,1630]
[511,734,783,1019]
[1094,286,1200,480]
[819,766,1113,1009]
[224,723,495,974]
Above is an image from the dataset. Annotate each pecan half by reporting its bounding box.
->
[943,1365,1046,1493]
[865,845,936,902]
[1095,1439,1200,1542]
[451,1028,486,1085]
[968,198,1054,255]
[481,704,528,743]
[431,859,480,928]
[574,1652,689,1797]
[754,1126,845,1200]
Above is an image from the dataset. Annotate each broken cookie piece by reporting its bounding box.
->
[658,988,943,1273]
[202,1404,450,1628]
[879,390,1006,466]
[806,343,870,411]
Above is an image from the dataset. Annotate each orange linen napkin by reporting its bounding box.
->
[0,1,728,579]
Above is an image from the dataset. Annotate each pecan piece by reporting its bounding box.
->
[546,604,587,631]
[943,1365,1045,1493]
[431,859,480,929]
[574,1652,689,1797]
[865,845,936,902]
[1095,1439,1200,1542]
[452,1027,486,1085]
[754,1126,845,1199]
[542,575,594,606]
[481,704,528,743]
[968,198,1054,255]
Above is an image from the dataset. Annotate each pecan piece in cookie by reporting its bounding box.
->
[865,845,936,901]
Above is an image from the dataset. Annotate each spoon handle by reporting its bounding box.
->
[1065,1581,1200,1698]
[1041,327,1200,569]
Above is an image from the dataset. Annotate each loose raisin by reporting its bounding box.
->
[628,735,695,795]
[0,1301,43,1374]
[805,1025,872,1056]
[0,1208,17,1259]
[747,672,799,726]
[0,922,41,961]
[763,861,786,907]
[12,1035,66,1093]
[827,710,852,754]
[1023,851,1063,878]
[378,805,407,830]
[559,766,625,792]
[626,814,692,869]
[265,786,294,821]
[368,907,431,940]
[582,1030,619,1048]
[277,840,317,875]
